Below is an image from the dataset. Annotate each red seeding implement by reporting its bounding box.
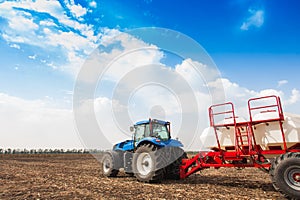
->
[181,95,300,199]
[102,95,300,199]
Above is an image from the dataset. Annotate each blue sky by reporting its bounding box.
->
[0,0,300,149]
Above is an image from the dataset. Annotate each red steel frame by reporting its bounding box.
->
[180,95,300,179]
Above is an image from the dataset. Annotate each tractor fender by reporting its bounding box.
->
[104,150,124,169]
[136,138,184,149]
[164,139,184,148]
[136,138,166,149]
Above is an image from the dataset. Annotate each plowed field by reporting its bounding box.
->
[0,154,285,199]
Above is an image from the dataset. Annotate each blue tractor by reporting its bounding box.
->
[101,118,186,182]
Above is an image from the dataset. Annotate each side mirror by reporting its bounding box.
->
[130,126,135,132]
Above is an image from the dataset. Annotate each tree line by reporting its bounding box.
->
[0,148,103,154]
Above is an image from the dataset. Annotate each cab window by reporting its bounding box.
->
[151,123,169,140]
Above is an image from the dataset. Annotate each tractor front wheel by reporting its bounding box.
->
[270,152,300,199]
[132,143,165,183]
[101,152,119,177]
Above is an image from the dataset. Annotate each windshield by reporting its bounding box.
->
[134,122,170,143]
[134,124,150,142]
[151,123,170,140]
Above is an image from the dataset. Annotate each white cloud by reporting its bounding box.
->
[175,58,220,85]
[89,1,97,8]
[278,80,288,87]
[85,48,222,149]
[286,89,300,105]
[207,78,300,117]
[257,88,283,97]
[39,20,57,27]
[0,93,83,149]
[0,0,101,76]
[28,54,37,60]
[76,30,164,84]
[46,62,58,70]
[241,9,264,31]
[9,44,21,49]
[69,4,87,18]
[8,13,38,32]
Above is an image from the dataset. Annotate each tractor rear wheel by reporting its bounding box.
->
[101,152,119,177]
[132,143,165,183]
[270,152,300,199]
[165,147,187,180]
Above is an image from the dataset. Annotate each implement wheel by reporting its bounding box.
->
[270,152,300,199]
[132,143,164,183]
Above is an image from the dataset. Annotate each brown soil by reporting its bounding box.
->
[0,154,285,199]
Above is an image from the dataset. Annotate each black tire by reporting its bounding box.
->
[270,152,300,199]
[165,147,187,180]
[101,152,119,177]
[125,172,134,177]
[132,143,165,183]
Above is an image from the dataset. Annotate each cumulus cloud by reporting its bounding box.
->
[28,54,37,60]
[8,14,38,32]
[79,72,208,150]
[0,0,101,77]
[89,1,97,8]
[286,89,300,105]
[241,9,264,31]
[207,78,300,117]
[278,80,288,87]
[9,44,21,49]
[39,20,57,27]
[0,93,83,149]
[69,4,87,18]
[102,35,164,82]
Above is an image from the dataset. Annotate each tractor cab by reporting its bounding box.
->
[130,118,183,151]
[112,118,182,152]
[132,119,171,147]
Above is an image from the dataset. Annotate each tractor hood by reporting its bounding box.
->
[113,140,134,151]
